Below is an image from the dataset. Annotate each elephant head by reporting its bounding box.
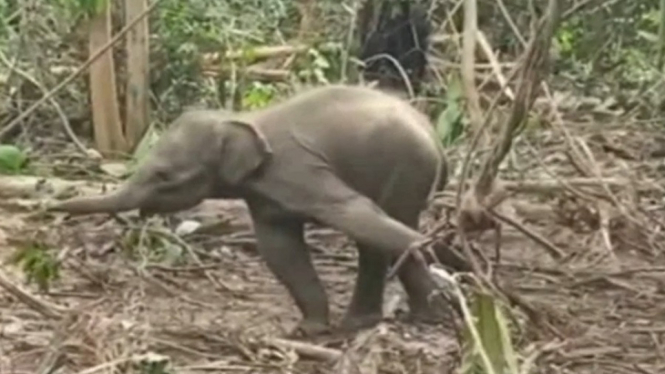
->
[49,110,272,216]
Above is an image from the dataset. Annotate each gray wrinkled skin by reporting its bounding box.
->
[49,84,449,337]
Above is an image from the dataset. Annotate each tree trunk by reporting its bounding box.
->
[88,1,127,156]
[124,0,150,151]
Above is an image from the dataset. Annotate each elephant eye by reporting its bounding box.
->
[153,170,170,182]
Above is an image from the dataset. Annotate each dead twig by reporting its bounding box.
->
[267,338,342,361]
[474,0,561,201]
[74,354,163,374]
[0,269,67,319]
[454,0,562,248]
[488,208,566,259]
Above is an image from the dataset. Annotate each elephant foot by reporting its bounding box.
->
[405,308,446,324]
[405,293,455,325]
[339,312,383,332]
[286,319,332,339]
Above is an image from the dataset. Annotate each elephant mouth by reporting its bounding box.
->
[138,207,179,218]
[138,209,157,219]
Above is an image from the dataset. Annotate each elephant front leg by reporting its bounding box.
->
[249,208,331,337]
[341,245,390,331]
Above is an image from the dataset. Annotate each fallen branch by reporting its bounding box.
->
[202,65,290,82]
[267,338,342,361]
[476,30,515,100]
[0,270,67,319]
[488,209,565,259]
[74,354,167,374]
[201,43,341,65]
[203,45,310,64]
[0,175,111,200]
[442,177,661,197]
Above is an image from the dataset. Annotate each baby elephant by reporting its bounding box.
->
[49,84,449,336]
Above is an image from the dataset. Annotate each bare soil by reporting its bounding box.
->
[1,124,664,374]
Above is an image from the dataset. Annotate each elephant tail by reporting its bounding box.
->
[424,130,450,201]
[428,152,449,200]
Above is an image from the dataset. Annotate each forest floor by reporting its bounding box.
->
[1,120,664,374]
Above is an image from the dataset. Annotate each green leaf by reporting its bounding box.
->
[9,244,60,292]
[461,291,519,374]
[495,302,519,373]
[240,48,259,63]
[637,30,659,42]
[242,82,277,109]
[0,144,28,174]
[436,75,465,146]
[161,242,184,266]
[475,293,507,373]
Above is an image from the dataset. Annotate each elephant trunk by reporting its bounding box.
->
[49,186,145,215]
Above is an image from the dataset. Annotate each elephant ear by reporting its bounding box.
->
[218,119,273,185]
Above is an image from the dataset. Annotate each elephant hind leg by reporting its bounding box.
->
[389,207,450,325]
[340,206,428,331]
[340,243,390,331]
[341,204,448,331]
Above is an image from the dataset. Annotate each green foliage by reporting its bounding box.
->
[121,225,186,267]
[0,0,12,39]
[150,0,300,120]
[0,144,28,174]
[242,81,278,110]
[297,48,333,84]
[137,360,172,374]
[77,0,108,16]
[294,45,344,85]
[552,1,661,94]
[554,22,579,56]
[53,0,108,18]
[148,0,350,122]
[436,74,465,146]
[475,0,664,115]
[133,354,173,374]
[432,268,523,374]
[9,243,61,292]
